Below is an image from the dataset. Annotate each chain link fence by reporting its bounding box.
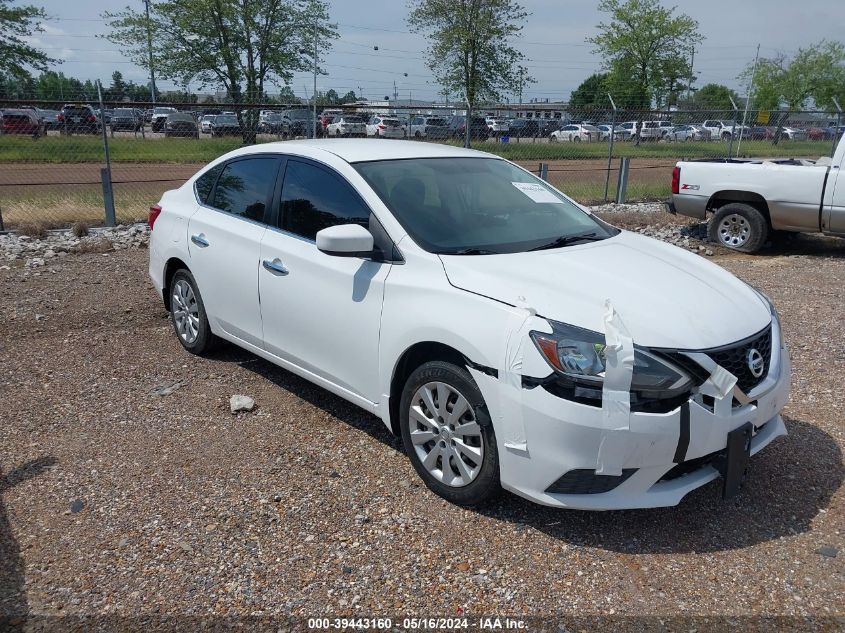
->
[1,98,841,230]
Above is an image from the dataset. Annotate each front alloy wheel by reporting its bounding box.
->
[400,361,499,506]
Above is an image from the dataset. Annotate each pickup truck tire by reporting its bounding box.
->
[709,203,769,253]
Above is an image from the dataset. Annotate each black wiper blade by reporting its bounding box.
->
[448,247,500,255]
[528,231,604,251]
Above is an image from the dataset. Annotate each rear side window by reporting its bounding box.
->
[210,157,279,222]
[279,160,370,240]
[194,164,223,204]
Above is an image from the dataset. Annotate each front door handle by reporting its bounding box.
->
[191,233,209,248]
[262,258,289,276]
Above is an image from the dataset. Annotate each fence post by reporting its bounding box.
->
[832,98,842,159]
[615,157,629,204]
[0,205,5,232]
[96,79,116,227]
[539,163,549,182]
[728,96,738,160]
[604,93,617,202]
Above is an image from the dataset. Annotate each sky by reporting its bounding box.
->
[23,0,845,103]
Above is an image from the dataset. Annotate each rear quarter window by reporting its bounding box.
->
[194,164,224,204]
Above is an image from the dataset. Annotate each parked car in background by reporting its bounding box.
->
[701,120,750,140]
[550,123,599,142]
[806,126,837,141]
[0,109,45,138]
[326,115,367,137]
[257,112,288,135]
[149,139,791,509]
[507,118,540,138]
[537,119,562,137]
[34,108,59,131]
[110,107,144,132]
[366,115,405,139]
[485,117,509,135]
[282,109,318,137]
[449,115,489,140]
[615,121,638,140]
[596,124,621,141]
[164,113,199,138]
[409,115,451,140]
[151,106,178,132]
[200,114,216,134]
[779,127,807,141]
[638,120,673,141]
[58,104,100,135]
[210,114,242,137]
[747,125,774,140]
[665,124,711,141]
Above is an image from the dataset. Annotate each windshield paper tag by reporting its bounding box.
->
[511,182,563,204]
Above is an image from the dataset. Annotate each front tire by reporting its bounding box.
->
[400,361,500,506]
[169,269,218,354]
[708,203,769,253]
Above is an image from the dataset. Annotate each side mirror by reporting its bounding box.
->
[316,224,374,257]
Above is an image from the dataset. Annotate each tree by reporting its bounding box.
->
[340,90,357,104]
[108,70,127,101]
[324,88,339,105]
[0,0,58,79]
[408,0,532,147]
[741,40,845,111]
[691,83,739,110]
[589,0,702,109]
[569,73,609,109]
[278,85,299,104]
[103,0,337,142]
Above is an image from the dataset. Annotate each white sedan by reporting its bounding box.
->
[550,123,600,142]
[148,139,790,510]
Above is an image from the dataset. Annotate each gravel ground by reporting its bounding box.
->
[0,216,843,629]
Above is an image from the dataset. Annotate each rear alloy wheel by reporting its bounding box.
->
[400,361,499,506]
[169,270,218,354]
[573,135,581,143]
[708,203,769,253]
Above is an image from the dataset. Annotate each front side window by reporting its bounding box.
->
[355,157,615,255]
[210,157,278,222]
[279,160,370,240]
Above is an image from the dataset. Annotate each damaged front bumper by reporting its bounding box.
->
[469,318,791,511]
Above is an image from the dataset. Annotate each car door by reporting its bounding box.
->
[187,155,281,348]
[258,158,393,406]
[823,157,845,234]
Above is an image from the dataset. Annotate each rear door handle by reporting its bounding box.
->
[262,258,289,276]
[190,233,209,247]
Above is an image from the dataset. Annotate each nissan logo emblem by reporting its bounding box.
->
[747,348,765,378]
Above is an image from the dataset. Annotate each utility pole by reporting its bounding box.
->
[518,67,524,106]
[736,43,760,157]
[143,0,157,105]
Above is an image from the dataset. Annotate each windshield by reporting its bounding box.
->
[427,118,447,126]
[286,110,310,120]
[216,116,238,124]
[355,157,615,254]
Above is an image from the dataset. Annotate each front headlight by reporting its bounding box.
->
[747,283,783,348]
[530,320,694,395]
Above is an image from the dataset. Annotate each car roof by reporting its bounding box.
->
[222,138,494,164]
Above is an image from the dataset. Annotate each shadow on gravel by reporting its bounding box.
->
[203,345,841,554]
[206,346,403,451]
[0,456,58,629]
[476,417,842,554]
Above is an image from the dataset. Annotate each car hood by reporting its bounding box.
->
[438,231,770,350]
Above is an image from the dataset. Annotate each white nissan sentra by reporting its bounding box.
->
[148,139,790,510]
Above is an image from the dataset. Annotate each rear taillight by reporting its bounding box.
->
[671,166,681,194]
[88,115,96,122]
[378,124,385,129]
[57,113,64,122]
[149,204,162,230]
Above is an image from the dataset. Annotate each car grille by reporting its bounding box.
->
[706,326,772,394]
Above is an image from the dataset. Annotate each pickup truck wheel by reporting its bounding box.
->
[709,203,768,253]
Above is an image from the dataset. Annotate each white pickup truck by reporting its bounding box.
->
[667,133,845,252]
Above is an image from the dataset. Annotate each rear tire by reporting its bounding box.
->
[708,203,769,253]
[400,361,500,506]
[168,269,218,355]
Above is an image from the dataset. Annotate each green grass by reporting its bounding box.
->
[0,134,834,163]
